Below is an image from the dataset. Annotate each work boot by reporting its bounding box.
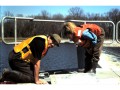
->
[84,61,98,73]
[0,68,10,82]
[92,61,98,74]
[84,67,92,73]
[84,62,92,73]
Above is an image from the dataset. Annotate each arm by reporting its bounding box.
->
[72,36,87,47]
[30,38,48,84]
[34,58,48,84]
[34,58,40,83]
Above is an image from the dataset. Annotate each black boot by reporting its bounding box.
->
[84,60,92,73]
[0,68,10,82]
[84,65,92,73]
[92,61,98,74]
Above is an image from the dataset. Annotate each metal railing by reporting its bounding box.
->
[116,21,120,43]
[1,16,33,44]
[1,16,116,44]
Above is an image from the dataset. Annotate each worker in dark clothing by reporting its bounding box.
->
[63,22,105,73]
[0,34,61,84]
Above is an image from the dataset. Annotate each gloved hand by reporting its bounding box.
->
[92,61,98,74]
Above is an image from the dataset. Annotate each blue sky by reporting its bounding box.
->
[1,6,120,17]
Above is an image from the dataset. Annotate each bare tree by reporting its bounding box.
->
[40,10,50,19]
[105,8,120,40]
[68,7,85,20]
[16,14,24,17]
[4,11,14,17]
[52,13,64,20]
[106,8,120,24]
[2,7,120,40]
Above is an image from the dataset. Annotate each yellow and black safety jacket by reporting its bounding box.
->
[14,35,48,63]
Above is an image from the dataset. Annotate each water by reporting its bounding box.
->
[0,42,81,74]
[0,42,14,74]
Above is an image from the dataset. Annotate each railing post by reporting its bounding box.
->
[15,18,17,45]
[116,21,120,43]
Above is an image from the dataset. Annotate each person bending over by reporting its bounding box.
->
[63,22,105,73]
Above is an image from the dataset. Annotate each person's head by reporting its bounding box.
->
[63,22,77,40]
[48,34,61,48]
[63,22,77,35]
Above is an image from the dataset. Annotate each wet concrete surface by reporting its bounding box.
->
[49,52,120,86]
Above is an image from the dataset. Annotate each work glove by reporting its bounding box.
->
[92,61,98,74]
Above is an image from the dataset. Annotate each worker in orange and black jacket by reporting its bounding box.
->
[63,22,105,73]
[0,34,61,84]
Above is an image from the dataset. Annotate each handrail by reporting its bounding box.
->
[1,16,115,44]
[116,21,120,43]
[1,16,33,44]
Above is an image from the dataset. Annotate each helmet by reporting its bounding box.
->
[50,34,61,47]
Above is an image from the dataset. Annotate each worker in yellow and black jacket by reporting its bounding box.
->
[0,34,61,84]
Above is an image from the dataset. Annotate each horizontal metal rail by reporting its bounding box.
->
[1,16,115,44]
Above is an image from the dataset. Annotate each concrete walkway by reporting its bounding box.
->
[50,52,120,86]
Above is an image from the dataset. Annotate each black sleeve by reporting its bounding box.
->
[29,37,45,60]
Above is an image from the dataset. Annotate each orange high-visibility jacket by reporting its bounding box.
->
[74,24,101,38]
[14,35,48,62]
[73,24,101,48]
